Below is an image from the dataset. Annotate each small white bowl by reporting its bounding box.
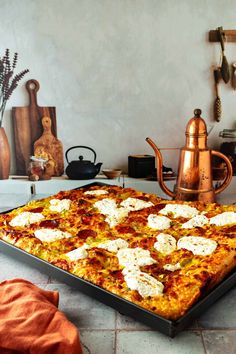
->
[102,169,122,179]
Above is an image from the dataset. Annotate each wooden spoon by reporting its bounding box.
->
[213,68,222,122]
[218,27,230,84]
[232,62,236,90]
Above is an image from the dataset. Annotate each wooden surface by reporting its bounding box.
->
[12,79,57,175]
[34,116,64,176]
[209,29,236,42]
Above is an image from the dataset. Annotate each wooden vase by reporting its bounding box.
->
[0,127,10,179]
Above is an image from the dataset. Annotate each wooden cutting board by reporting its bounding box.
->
[34,116,64,177]
[12,79,57,175]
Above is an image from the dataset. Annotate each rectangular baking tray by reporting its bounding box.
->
[1,182,236,337]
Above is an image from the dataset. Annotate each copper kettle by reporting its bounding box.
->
[146,109,233,202]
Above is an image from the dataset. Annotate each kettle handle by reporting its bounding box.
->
[146,137,175,198]
[65,146,97,164]
[212,150,233,194]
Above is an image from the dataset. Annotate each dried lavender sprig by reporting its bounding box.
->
[12,52,18,70]
[0,49,29,127]
[4,69,29,101]
[2,71,13,94]
[5,49,10,73]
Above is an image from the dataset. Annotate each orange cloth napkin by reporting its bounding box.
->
[0,278,83,354]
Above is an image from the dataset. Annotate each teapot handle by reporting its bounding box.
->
[65,146,97,164]
[212,150,233,194]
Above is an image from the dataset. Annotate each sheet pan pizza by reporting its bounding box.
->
[0,184,236,320]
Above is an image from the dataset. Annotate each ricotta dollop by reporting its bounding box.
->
[9,212,45,227]
[163,262,181,272]
[98,238,129,253]
[84,190,109,196]
[66,244,90,261]
[117,247,156,268]
[147,214,171,230]
[154,233,177,255]
[159,204,199,219]
[34,228,72,243]
[209,212,236,226]
[177,236,217,256]
[181,215,209,229]
[120,197,154,211]
[123,270,164,297]
[94,198,129,227]
[94,197,154,227]
[49,199,71,213]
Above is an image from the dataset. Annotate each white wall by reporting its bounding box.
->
[1,0,236,174]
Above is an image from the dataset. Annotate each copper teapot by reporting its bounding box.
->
[146,109,233,202]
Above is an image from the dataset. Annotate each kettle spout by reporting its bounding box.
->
[95,162,102,173]
[146,137,174,198]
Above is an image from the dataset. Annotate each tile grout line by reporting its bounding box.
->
[114,311,118,354]
[46,276,51,285]
[200,330,208,354]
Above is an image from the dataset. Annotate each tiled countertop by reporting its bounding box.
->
[0,178,236,353]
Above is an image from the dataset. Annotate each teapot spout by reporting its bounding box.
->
[95,162,103,173]
[146,137,174,198]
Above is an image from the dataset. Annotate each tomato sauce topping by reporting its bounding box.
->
[77,229,97,239]
[110,270,124,281]
[115,225,136,234]
[81,214,96,225]
[39,219,59,228]
[30,207,44,213]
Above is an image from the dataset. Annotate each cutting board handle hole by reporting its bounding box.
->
[26,79,40,93]
[29,83,36,90]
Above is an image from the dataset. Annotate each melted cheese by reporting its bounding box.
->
[117,247,156,268]
[94,198,117,214]
[9,212,45,227]
[84,190,108,195]
[147,214,171,230]
[94,198,129,227]
[66,244,90,261]
[159,204,199,218]
[98,238,129,253]
[163,263,181,272]
[120,197,153,211]
[34,228,72,242]
[94,197,153,227]
[123,270,164,297]
[177,236,217,256]
[49,199,71,213]
[182,215,209,229]
[154,233,177,255]
[122,264,140,275]
[105,208,129,227]
[210,212,236,226]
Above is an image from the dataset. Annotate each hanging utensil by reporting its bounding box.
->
[213,68,222,122]
[217,26,230,83]
[232,62,236,90]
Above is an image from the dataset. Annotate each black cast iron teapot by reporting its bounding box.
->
[65,145,102,180]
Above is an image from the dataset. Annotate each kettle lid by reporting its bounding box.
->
[77,155,93,164]
[185,109,207,137]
